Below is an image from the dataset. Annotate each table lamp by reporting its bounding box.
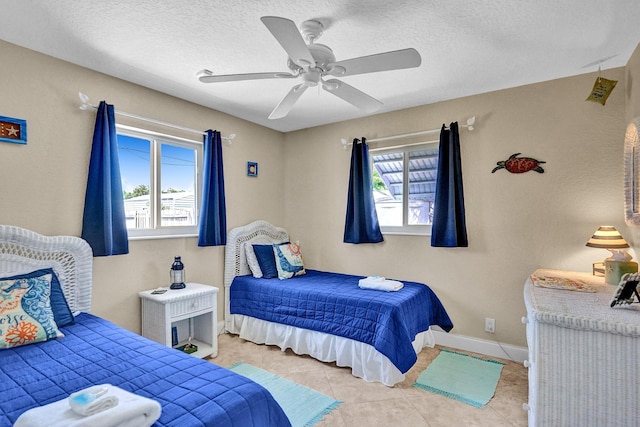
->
[586,226,638,285]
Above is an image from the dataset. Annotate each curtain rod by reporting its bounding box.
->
[340,116,475,149]
[78,92,236,142]
[369,139,439,152]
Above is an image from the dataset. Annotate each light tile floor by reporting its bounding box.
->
[209,334,529,427]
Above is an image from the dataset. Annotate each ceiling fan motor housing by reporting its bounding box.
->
[287,43,336,75]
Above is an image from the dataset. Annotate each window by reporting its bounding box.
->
[117,125,203,239]
[371,142,439,235]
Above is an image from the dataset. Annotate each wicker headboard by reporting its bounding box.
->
[0,225,93,313]
[224,220,288,324]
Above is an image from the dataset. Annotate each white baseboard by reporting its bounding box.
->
[432,330,528,363]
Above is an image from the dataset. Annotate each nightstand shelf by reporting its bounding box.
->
[139,282,218,359]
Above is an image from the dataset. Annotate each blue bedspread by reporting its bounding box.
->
[230,270,453,373]
[1,313,291,427]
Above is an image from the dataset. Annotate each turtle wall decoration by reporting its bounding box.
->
[492,153,545,174]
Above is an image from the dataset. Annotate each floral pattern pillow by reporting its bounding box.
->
[273,242,306,280]
[0,272,64,349]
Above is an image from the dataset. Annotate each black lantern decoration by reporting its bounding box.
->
[170,256,186,289]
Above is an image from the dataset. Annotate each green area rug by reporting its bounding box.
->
[413,349,504,407]
[229,362,341,427]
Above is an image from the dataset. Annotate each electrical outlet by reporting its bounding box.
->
[485,317,495,334]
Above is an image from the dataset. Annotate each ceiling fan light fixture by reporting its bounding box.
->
[302,69,321,86]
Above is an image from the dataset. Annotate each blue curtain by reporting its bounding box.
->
[198,130,227,246]
[81,101,129,256]
[431,122,468,247]
[344,137,383,244]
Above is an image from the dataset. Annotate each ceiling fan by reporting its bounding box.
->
[198,16,422,120]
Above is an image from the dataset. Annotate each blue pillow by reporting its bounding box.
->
[1,268,75,327]
[252,244,280,279]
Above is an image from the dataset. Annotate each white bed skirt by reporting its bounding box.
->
[226,314,435,387]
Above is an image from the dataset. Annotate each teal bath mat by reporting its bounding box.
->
[413,349,504,407]
[229,362,341,427]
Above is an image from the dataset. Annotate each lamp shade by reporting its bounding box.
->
[585,226,629,249]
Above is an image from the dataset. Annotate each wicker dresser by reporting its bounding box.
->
[524,269,640,427]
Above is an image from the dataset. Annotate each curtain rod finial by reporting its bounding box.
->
[341,138,349,149]
[78,91,94,110]
[466,116,476,131]
[223,133,236,145]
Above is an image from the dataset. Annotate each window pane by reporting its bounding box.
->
[118,134,151,230]
[408,149,438,225]
[372,152,403,226]
[160,143,196,227]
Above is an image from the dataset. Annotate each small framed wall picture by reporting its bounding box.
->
[0,116,27,145]
[247,161,258,177]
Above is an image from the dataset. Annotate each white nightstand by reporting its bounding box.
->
[139,282,218,359]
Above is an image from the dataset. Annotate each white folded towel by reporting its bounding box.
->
[358,276,404,292]
[14,384,162,427]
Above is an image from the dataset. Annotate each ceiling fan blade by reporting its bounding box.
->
[269,84,309,120]
[261,16,315,68]
[198,70,296,83]
[328,48,421,77]
[322,79,382,113]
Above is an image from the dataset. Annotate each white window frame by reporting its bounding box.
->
[117,124,203,240]
[371,141,439,236]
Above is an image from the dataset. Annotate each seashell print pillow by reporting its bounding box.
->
[0,271,64,349]
[273,242,306,280]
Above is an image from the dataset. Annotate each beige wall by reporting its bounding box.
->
[283,67,628,347]
[1,38,636,348]
[624,44,640,261]
[625,43,640,124]
[0,40,285,331]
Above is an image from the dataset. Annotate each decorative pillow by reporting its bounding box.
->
[244,243,263,278]
[273,242,306,280]
[0,271,64,349]
[7,268,75,327]
[252,244,280,279]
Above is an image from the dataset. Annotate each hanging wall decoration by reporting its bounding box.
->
[491,153,545,174]
[0,115,27,145]
[247,161,258,177]
[585,67,617,106]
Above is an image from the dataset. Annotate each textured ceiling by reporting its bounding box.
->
[2,1,640,132]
